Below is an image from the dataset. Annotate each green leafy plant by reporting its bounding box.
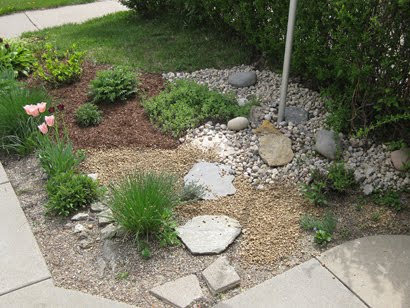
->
[115,271,129,280]
[74,103,102,127]
[0,85,50,155]
[0,39,36,76]
[328,161,355,193]
[371,211,381,222]
[300,212,336,246]
[301,170,329,207]
[45,171,100,216]
[144,80,252,137]
[89,67,137,104]
[36,43,84,87]
[385,140,408,152]
[179,182,205,202]
[109,171,180,246]
[373,190,403,212]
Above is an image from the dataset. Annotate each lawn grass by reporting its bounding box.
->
[0,0,95,16]
[23,11,254,72]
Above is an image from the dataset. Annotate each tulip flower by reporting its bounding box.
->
[48,107,55,113]
[38,122,48,134]
[45,115,55,127]
[37,102,47,113]
[57,104,64,111]
[23,104,40,117]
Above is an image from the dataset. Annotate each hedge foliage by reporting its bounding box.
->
[122,0,410,140]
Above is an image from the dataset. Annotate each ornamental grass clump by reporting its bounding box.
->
[109,172,180,247]
[89,67,137,104]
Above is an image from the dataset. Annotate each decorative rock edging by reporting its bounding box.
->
[163,66,409,193]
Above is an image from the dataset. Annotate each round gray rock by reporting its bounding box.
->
[314,129,342,160]
[227,117,249,131]
[228,71,257,88]
[177,215,242,254]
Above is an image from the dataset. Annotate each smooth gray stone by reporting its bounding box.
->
[258,134,294,167]
[391,148,409,171]
[215,259,366,308]
[184,162,236,200]
[318,235,410,308]
[202,256,240,294]
[284,106,308,124]
[314,129,342,160]
[227,117,249,131]
[177,215,241,255]
[0,183,50,295]
[150,274,203,308]
[228,71,257,88]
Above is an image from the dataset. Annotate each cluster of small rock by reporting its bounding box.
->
[163,66,409,193]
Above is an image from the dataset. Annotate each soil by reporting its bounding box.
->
[37,62,178,150]
[3,63,410,307]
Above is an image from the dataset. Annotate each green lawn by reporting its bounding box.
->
[23,11,254,72]
[0,0,95,16]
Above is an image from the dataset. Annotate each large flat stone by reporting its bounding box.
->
[0,279,133,307]
[26,1,128,30]
[215,259,365,308]
[0,161,9,184]
[0,182,50,295]
[0,13,37,39]
[258,133,294,167]
[202,256,240,294]
[318,235,410,308]
[150,274,203,308]
[285,106,308,124]
[184,162,236,200]
[177,215,241,255]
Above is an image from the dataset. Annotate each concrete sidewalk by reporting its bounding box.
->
[0,0,128,39]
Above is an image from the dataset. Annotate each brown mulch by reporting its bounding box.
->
[46,62,177,150]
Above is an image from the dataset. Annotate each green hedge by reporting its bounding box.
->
[122,0,410,140]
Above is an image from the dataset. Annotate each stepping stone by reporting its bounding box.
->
[203,256,240,294]
[285,106,308,124]
[390,148,409,171]
[177,215,241,255]
[184,162,236,200]
[150,274,203,308]
[227,117,249,131]
[258,133,294,166]
[314,129,342,160]
[228,71,257,88]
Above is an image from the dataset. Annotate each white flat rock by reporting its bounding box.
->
[150,274,203,308]
[177,215,241,255]
[202,256,240,294]
[184,162,236,200]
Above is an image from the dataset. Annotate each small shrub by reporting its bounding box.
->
[38,133,85,178]
[328,161,355,193]
[89,67,137,104]
[143,80,253,137]
[36,43,84,87]
[373,190,403,212]
[109,171,179,244]
[0,39,36,76]
[0,85,50,155]
[75,103,102,127]
[45,171,100,216]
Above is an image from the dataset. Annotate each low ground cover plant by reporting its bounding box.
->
[89,67,137,104]
[0,38,36,76]
[45,171,100,216]
[36,43,84,87]
[302,161,356,207]
[109,171,180,254]
[0,83,50,155]
[300,212,337,246]
[144,80,253,137]
[74,103,103,127]
[373,190,404,212]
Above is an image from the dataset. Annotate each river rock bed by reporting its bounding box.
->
[163,66,409,193]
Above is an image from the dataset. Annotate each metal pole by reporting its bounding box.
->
[277,0,298,123]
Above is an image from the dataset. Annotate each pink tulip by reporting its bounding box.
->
[23,104,40,117]
[23,105,33,115]
[38,122,48,135]
[45,115,55,127]
[37,102,47,113]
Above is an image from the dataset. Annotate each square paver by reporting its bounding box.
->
[150,274,203,308]
[0,182,50,295]
[202,256,240,294]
